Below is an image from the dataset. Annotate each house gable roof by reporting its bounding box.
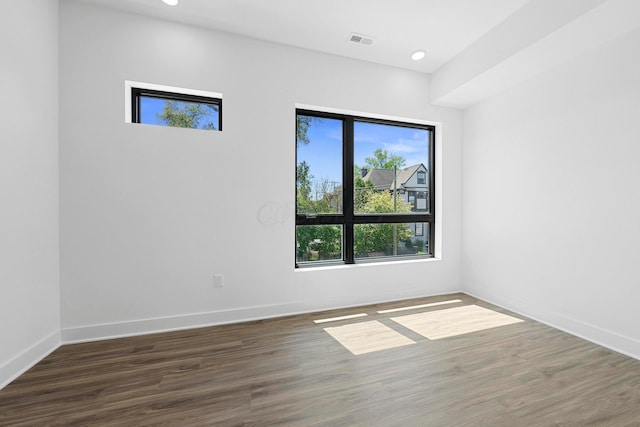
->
[362,168,395,191]
[362,164,427,191]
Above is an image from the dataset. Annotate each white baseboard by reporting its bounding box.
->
[464,290,640,361]
[62,288,462,344]
[0,330,60,390]
[62,302,304,343]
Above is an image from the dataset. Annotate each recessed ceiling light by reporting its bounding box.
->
[411,50,426,61]
[162,0,179,5]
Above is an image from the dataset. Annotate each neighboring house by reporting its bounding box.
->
[361,164,429,251]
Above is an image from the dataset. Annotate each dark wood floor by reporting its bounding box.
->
[2,293,640,426]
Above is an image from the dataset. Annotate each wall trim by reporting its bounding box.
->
[62,289,462,344]
[464,290,640,361]
[0,331,61,391]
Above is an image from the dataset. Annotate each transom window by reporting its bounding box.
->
[129,84,222,131]
[295,109,435,267]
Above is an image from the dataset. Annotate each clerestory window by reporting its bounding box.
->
[127,81,222,131]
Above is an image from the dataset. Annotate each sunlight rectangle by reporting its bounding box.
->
[391,305,523,340]
[313,313,368,324]
[377,299,462,314]
[324,321,415,355]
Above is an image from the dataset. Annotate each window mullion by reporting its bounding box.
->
[353,214,431,224]
[343,117,355,264]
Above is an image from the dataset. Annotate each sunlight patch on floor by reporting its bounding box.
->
[313,313,368,324]
[391,305,523,340]
[377,299,462,314]
[323,320,416,355]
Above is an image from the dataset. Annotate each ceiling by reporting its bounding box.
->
[76,0,531,74]
[75,0,640,107]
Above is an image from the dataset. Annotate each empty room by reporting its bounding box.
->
[2,0,640,424]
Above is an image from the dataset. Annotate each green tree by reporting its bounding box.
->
[312,225,342,259]
[296,161,314,213]
[296,226,315,261]
[296,225,341,262]
[354,175,376,211]
[296,115,312,146]
[354,191,412,257]
[311,177,341,214]
[364,148,406,170]
[157,101,219,129]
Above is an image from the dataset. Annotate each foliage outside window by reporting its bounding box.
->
[131,87,222,131]
[296,109,434,267]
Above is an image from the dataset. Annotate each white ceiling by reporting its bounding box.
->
[75,0,640,107]
[76,0,531,74]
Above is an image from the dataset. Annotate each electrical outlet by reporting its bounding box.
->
[213,274,224,288]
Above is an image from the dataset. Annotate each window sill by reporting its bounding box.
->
[295,256,440,272]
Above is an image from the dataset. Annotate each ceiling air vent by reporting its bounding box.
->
[349,32,374,46]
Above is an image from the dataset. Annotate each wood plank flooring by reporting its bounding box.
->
[2,293,640,426]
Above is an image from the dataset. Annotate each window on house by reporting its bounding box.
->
[296,109,435,267]
[407,191,428,212]
[130,87,222,131]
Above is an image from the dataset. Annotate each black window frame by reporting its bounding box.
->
[295,109,435,267]
[131,87,222,131]
[417,170,426,185]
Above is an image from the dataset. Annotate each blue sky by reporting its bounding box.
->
[140,97,168,124]
[297,116,430,186]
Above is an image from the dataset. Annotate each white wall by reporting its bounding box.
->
[59,1,463,341]
[0,0,61,388]
[463,27,640,358]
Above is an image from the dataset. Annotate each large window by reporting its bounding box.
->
[296,109,435,267]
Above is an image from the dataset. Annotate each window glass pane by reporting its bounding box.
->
[296,225,342,263]
[354,222,429,259]
[354,122,429,214]
[296,116,343,214]
[139,96,220,130]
